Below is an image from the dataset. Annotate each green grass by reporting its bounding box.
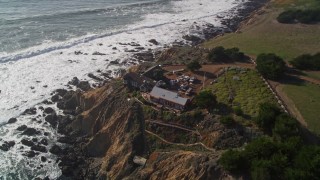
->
[283,82,320,134]
[211,69,277,117]
[304,71,320,81]
[203,0,320,61]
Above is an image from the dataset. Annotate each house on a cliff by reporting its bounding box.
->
[149,86,189,111]
[123,72,155,92]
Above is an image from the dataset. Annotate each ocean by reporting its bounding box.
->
[0,0,248,178]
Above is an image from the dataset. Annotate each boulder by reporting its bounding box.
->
[56,89,68,97]
[0,141,15,151]
[40,138,48,146]
[69,77,80,86]
[22,108,37,115]
[22,128,40,136]
[148,39,159,45]
[45,114,58,128]
[41,156,47,162]
[49,145,63,155]
[92,51,106,55]
[51,94,60,102]
[24,151,37,158]
[31,145,47,153]
[17,125,28,131]
[58,136,75,144]
[77,81,91,91]
[7,118,17,124]
[21,139,35,147]
[44,107,55,114]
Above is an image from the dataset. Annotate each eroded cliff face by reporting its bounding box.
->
[58,81,236,180]
[125,151,234,180]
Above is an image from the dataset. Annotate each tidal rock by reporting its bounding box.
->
[21,139,35,147]
[49,145,63,155]
[109,60,119,65]
[88,73,103,81]
[58,136,75,144]
[182,35,203,44]
[51,94,60,102]
[92,51,106,55]
[77,81,91,91]
[45,114,58,128]
[69,77,80,86]
[22,108,37,115]
[44,107,55,114]
[24,151,37,158]
[22,128,40,136]
[31,145,47,153]
[41,156,47,162]
[40,138,48,146]
[17,125,28,131]
[7,118,17,124]
[148,39,159,45]
[0,141,15,151]
[56,89,68,97]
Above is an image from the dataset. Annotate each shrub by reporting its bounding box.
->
[273,114,300,141]
[208,46,247,62]
[219,149,248,173]
[233,106,243,116]
[256,53,286,80]
[290,53,320,70]
[255,103,282,133]
[194,90,217,109]
[221,116,234,126]
[187,60,202,71]
[277,9,320,24]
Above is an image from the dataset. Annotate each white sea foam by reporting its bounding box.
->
[0,0,248,177]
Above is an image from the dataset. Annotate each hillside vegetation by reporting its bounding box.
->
[203,0,320,134]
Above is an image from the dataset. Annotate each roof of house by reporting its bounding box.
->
[150,86,188,106]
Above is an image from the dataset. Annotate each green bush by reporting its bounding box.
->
[220,116,234,126]
[273,114,300,141]
[219,149,248,173]
[290,53,320,70]
[256,53,286,80]
[255,103,282,133]
[233,106,243,116]
[194,90,217,109]
[208,46,247,62]
[277,9,320,24]
[187,60,202,71]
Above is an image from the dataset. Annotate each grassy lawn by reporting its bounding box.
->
[203,0,320,133]
[202,0,320,61]
[283,82,320,134]
[210,69,277,117]
[304,71,320,81]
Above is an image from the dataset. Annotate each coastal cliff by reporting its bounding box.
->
[56,80,237,180]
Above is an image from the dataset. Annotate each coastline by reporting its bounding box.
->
[0,0,270,179]
[53,0,271,179]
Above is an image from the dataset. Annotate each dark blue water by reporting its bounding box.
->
[0,0,170,53]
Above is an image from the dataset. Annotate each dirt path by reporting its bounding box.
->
[145,130,215,152]
[146,120,201,136]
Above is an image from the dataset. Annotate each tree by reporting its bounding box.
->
[194,90,217,109]
[187,60,202,72]
[290,53,320,70]
[207,46,228,61]
[255,103,282,133]
[273,114,300,141]
[152,69,164,80]
[256,53,286,80]
[219,149,248,173]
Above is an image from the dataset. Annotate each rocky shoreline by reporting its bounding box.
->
[1,0,269,179]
